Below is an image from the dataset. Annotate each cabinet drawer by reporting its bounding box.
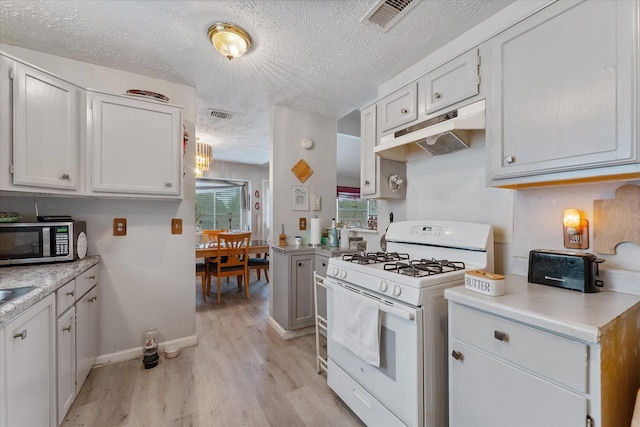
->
[450,303,587,392]
[378,82,418,133]
[76,264,99,299]
[56,279,76,316]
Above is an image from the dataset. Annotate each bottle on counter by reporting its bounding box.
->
[329,218,339,248]
[340,224,350,249]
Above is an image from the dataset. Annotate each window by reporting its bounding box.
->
[196,179,247,231]
[336,186,377,230]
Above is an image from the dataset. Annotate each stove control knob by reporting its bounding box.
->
[340,269,348,279]
[392,284,402,297]
[379,280,388,292]
[332,267,339,276]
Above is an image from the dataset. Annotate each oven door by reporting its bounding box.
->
[325,277,423,427]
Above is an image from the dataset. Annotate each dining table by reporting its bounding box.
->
[195,239,270,258]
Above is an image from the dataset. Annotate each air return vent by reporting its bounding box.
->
[208,109,234,120]
[361,0,419,32]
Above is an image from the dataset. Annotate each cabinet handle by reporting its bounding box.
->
[66,290,75,297]
[364,180,370,185]
[165,182,173,188]
[298,263,302,267]
[400,108,408,114]
[451,350,463,361]
[87,275,96,280]
[89,296,97,303]
[13,329,27,340]
[63,324,72,333]
[433,92,441,100]
[504,155,515,164]
[494,330,507,341]
[60,173,70,180]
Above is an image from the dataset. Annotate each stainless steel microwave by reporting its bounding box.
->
[0,221,88,266]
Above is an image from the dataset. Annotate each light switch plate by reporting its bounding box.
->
[171,218,182,235]
[299,217,307,230]
[114,218,127,236]
[313,195,321,211]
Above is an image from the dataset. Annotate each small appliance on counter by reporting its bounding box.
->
[528,249,605,293]
[0,220,87,266]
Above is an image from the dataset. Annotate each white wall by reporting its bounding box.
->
[201,160,269,240]
[0,44,197,361]
[270,105,337,246]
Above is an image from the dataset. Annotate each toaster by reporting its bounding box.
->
[528,249,605,293]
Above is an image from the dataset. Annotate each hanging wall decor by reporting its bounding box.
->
[291,158,313,183]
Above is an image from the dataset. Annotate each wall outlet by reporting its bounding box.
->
[114,218,127,236]
[171,218,182,234]
[299,217,307,230]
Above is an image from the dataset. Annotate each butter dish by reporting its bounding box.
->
[464,270,506,296]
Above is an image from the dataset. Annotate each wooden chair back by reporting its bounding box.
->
[216,232,250,270]
[202,229,225,243]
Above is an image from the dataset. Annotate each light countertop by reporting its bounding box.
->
[445,274,640,344]
[0,256,101,326]
[271,244,358,257]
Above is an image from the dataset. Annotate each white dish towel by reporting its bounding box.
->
[331,285,381,367]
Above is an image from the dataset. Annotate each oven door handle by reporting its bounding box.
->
[378,303,415,321]
[325,278,415,321]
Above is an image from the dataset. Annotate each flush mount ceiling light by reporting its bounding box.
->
[207,23,251,60]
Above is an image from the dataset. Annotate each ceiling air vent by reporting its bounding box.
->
[208,109,234,120]
[361,0,419,32]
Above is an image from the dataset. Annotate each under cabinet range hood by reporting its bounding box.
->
[374,99,485,161]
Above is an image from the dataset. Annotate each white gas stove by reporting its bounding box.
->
[325,220,494,427]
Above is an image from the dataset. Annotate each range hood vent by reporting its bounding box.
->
[361,0,419,32]
[374,99,485,161]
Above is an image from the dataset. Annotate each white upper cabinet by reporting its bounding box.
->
[487,0,639,186]
[89,92,182,197]
[423,48,480,114]
[3,57,81,192]
[378,82,418,133]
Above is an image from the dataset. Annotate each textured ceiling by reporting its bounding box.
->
[0,0,514,170]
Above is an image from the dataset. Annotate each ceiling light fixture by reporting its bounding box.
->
[195,140,213,177]
[207,23,251,61]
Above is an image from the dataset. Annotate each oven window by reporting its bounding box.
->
[0,230,40,259]
[378,325,396,380]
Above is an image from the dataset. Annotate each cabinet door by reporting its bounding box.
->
[424,48,479,114]
[76,285,98,394]
[12,61,80,190]
[449,341,587,427]
[57,306,76,425]
[489,0,638,181]
[2,294,56,427]
[360,104,377,196]
[378,82,418,133]
[290,254,315,329]
[360,104,407,200]
[90,92,182,196]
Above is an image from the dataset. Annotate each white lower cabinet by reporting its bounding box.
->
[0,294,56,427]
[56,305,76,425]
[76,284,99,393]
[448,300,639,427]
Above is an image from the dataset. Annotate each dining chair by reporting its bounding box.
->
[248,252,269,283]
[206,232,251,303]
[197,229,226,302]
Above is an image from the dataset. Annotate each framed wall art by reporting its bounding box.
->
[292,185,309,211]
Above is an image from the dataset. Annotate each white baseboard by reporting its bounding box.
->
[94,334,198,367]
[267,316,315,340]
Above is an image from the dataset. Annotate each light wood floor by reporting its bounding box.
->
[61,275,364,427]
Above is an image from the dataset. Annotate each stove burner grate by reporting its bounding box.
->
[343,252,410,265]
[384,258,466,277]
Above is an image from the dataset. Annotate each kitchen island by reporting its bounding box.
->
[445,275,640,427]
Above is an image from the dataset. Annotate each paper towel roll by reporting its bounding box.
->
[310,218,322,246]
[340,227,350,249]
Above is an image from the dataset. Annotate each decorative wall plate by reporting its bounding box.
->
[125,89,169,102]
